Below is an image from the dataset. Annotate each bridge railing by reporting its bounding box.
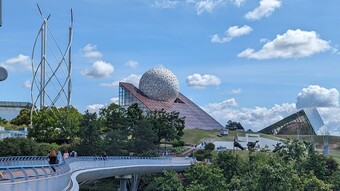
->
[0,162,70,183]
[0,156,48,166]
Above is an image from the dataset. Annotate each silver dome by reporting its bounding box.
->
[139,67,179,102]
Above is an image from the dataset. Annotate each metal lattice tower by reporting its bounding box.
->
[30,5,73,116]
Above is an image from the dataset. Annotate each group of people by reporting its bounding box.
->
[48,150,77,172]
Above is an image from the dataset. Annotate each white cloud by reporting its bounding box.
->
[296,85,339,109]
[203,100,297,131]
[151,0,179,8]
[23,80,31,89]
[211,25,252,43]
[231,0,245,7]
[86,104,105,113]
[100,74,142,87]
[208,98,238,110]
[81,60,114,78]
[238,29,331,59]
[0,54,31,71]
[317,107,340,136]
[231,88,241,94]
[186,74,221,88]
[125,60,139,69]
[82,44,103,58]
[193,0,226,15]
[109,97,119,104]
[245,0,281,20]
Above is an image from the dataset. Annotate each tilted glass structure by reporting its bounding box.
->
[259,107,324,135]
[119,82,223,130]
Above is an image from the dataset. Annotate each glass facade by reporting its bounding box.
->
[259,108,324,135]
[0,101,32,120]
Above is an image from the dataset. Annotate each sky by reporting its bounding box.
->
[1,0,340,135]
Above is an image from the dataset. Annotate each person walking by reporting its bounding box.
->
[48,150,58,172]
[57,151,63,164]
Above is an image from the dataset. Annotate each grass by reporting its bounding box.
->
[182,129,286,145]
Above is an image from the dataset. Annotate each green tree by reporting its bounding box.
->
[129,119,157,156]
[225,120,244,131]
[77,111,102,156]
[10,108,31,126]
[154,170,184,191]
[99,103,126,132]
[147,109,185,144]
[184,163,228,191]
[29,106,82,144]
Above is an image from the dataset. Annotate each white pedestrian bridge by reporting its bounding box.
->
[0,156,195,191]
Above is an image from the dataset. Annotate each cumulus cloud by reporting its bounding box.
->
[23,80,31,89]
[86,104,105,113]
[231,0,246,7]
[245,0,281,20]
[231,88,241,94]
[100,74,142,87]
[238,29,331,59]
[109,97,119,104]
[125,60,139,69]
[208,98,238,110]
[82,44,103,58]
[296,85,339,109]
[151,0,179,8]
[192,0,226,15]
[203,100,297,131]
[211,25,252,43]
[0,54,31,71]
[81,60,114,78]
[186,74,221,88]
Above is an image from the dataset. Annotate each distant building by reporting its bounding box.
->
[119,67,223,130]
[259,107,324,135]
[0,101,32,120]
[0,126,28,140]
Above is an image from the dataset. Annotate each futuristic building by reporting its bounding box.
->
[259,107,325,136]
[119,67,223,130]
[0,101,32,120]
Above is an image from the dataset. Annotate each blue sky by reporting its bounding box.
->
[1,0,340,135]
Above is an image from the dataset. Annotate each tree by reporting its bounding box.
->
[184,163,228,191]
[10,108,30,126]
[154,170,184,191]
[99,103,126,132]
[129,119,157,156]
[76,111,102,156]
[225,120,244,131]
[147,109,185,144]
[28,106,82,144]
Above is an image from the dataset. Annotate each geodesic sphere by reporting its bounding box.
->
[139,67,179,102]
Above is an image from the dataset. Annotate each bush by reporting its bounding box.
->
[172,140,185,147]
[205,143,215,151]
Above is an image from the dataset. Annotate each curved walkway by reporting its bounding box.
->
[0,156,195,191]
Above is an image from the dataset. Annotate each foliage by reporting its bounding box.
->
[147,109,185,144]
[76,110,102,156]
[225,120,244,131]
[28,106,82,144]
[0,138,53,156]
[149,139,339,191]
[204,142,215,151]
[10,108,30,126]
[154,170,184,191]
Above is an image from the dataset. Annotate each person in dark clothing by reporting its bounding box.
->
[48,150,58,172]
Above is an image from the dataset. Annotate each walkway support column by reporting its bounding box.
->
[115,175,132,191]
